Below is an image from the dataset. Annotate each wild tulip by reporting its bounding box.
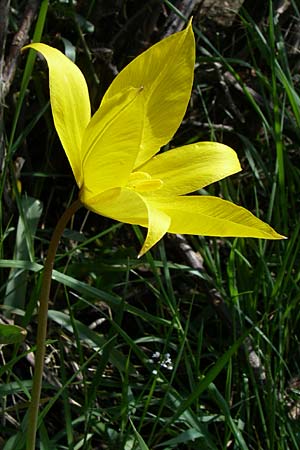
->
[24,22,283,256]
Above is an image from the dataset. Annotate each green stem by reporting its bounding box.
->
[26,199,82,450]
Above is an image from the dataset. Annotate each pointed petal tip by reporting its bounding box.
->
[137,239,155,258]
[271,232,287,240]
[255,232,287,241]
[137,241,150,258]
[260,226,287,240]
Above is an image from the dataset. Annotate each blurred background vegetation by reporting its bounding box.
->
[0,0,300,449]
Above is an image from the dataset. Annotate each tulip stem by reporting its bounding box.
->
[26,199,82,450]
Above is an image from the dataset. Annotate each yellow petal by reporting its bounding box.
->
[138,203,170,257]
[80,187,148,226]
[147,196,285,239]
[101,21,195,168]
[81,87,144,197]
[24,43,91,186]
[139,142,241,196]
[80,187,170,255]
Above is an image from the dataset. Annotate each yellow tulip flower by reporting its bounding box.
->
[24,22,284,256]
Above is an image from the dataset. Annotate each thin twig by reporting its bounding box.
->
[3,0,39,98]
[0,0,11,169]
[163,0,202,36]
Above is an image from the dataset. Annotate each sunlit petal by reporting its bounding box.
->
[82,87,144,196]
[101,21,195,168]
[139,142,241,196]
[147,196,285,239]
[24,43,91,186]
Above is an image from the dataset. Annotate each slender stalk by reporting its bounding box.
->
[26,199,82,450]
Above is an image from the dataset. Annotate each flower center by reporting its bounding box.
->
[127,171,163,192]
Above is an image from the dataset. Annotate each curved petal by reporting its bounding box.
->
[139,142,241,196]
[101,21,195,168]
[138,204,170,257]
[24,43,91,186]
[81,87,144,197]
[147,196,285,239]
[80,187,170,255]
[80,187,147,225]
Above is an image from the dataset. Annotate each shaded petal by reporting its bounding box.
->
[147,196,285,239]
[139,142,241,196]
[24,43,91,186]
[80,187,170,255]
[80,187,148,226]
[81,87,144,197]
[101,21,195,168]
